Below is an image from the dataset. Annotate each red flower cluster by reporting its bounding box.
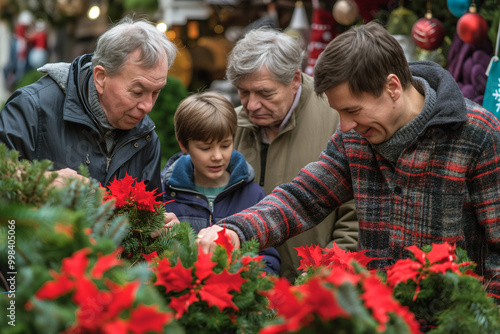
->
[35,247,173,333]
[295,242,372,271]
[261,244,421,334]
[104,173,164,212]
[386,242,476,300]
[145,229,258,319]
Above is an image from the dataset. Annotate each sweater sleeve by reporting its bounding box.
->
[218,132,354,250]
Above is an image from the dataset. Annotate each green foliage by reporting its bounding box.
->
[154,223,275,334]
[120,203,167,264]
[392,247,500,334]
[0,143,178,333]
[149,76,189,167]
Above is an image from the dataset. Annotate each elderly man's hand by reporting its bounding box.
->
[151,212,180,238]
[196,225,241,253]
[45,168,90,188]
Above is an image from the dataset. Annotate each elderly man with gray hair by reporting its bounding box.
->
[226,27,358,282]
[0,15,177,200]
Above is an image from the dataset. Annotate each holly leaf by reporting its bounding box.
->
[128,304,173,334]
[154,258,193,293]
[198,269,247,311]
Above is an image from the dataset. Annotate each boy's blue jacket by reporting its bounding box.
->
[161,150,281,275]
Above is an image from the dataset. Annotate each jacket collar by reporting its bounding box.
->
[409,61,467,126]
[165,150,253,190]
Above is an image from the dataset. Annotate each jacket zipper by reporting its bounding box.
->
[169,179,247,224]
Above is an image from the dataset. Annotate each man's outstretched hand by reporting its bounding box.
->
[196,225,241,253]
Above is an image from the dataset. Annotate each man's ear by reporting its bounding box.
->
[291,69,302,92]
[386,74,401,102]
[178,141,189,154]
[93,65,106,95]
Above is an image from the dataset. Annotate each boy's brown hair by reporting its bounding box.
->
[174,92,237,149]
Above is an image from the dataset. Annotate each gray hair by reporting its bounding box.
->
[92,15,178,75]
[225,27,304,86]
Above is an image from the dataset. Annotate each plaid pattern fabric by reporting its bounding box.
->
[222,99,500,302]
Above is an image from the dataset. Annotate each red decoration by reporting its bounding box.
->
[152,245,248,319]
[35,247,174,332]
[104,173,164,211]
[386,242,475,300]
[457,12,488,45]
[411,16,446,50]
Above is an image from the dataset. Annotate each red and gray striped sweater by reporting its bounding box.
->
[219,61,500,301]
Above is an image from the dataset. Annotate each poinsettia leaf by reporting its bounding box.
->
[426,242,455,265]
[301,277,349,320]
[169,293,199,319]
[324,266,361,286]
[428,261,460,275]
[215,227,234,259]
[405,245,427,264]
[361,275,396,332]
[263,277,302,318]
[91,247,124,279]
[105,173,135,208]
[62,248,91,278]
[130,179,162,212]
[102,319,129,334]
[143,251,160,264]
[72,276,102,307]
[154,257,193,293]
[105,280,140,319]
[199,269,247,311]
[295,245,324,270]
[386,258,422,287]
[362,276,421,334]
[195,247,217,281]
[35,271,75,300]
[128,304,173,334]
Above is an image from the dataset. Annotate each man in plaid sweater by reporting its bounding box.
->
[197,21,500,301]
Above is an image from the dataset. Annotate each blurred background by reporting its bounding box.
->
[0,0,498,163]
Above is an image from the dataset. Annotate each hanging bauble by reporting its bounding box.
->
[447,0,472,18]
[332,0,359,26]
[457,11,488,45]
[411,14,446,50]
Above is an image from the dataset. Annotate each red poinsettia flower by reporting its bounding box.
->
[362,275,420,333]
[386,242,475,301]
[296,243,372,272]
[104,173,164,212]
[153,246,247,319]
[91,247,124,279]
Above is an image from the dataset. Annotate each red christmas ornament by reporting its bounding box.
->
[411,15,446,50]
[457,12,488,45]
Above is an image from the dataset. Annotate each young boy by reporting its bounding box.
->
[161,92,280,274]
